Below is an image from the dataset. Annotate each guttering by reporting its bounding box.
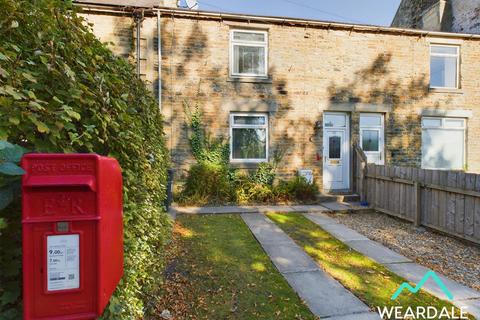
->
[158,8,480,40]
[74,2,480,40]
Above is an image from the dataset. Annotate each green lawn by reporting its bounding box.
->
[266,213,474,319]
[157,214,316,320]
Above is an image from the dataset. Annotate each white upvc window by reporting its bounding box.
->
[230,113,268,163]
[430,45,460,89]
[421,117,466,170]
[229,30,268,78]
[359,113,385,165]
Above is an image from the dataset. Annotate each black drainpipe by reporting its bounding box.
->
[133,10,144,77]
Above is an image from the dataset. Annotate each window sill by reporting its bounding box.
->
[429,87,463,94]
[228,76,272,84]
[229,162,265,169]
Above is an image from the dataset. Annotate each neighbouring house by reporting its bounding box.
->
[392,0,480,34]
[74,0,480,193]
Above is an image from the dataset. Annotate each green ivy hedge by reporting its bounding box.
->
[0,0,171,318]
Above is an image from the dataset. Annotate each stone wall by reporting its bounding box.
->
[79,11,159,92]
[79,9,480,190]
[159,14,480,186]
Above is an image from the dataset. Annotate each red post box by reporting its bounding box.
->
[21,154,123,320]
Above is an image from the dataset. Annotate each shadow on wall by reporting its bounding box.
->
[162,19,305,181]
[327,52,433,167]
[88,14,466,178]
[101,15,452,174]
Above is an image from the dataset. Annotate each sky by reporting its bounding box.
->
[181,0,402,27]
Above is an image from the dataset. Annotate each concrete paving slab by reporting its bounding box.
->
[327,312,381,320]
[241,212,273,225]
[289,205,330,213]
[455,298,480,318]
[172,205,258,214]
[345,240,411,264]
[322,202,352,211]
[256,206,296,213]
[261,242,319,273]
[241,213,295,245]
[304,212,339,226]
[317,222,370,242]
[210,206,258,214]
[172,203,361,216]
[385,263,480,301]
[284,270,371,318]
[242,213,371,318]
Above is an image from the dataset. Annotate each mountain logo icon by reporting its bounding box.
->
[391,270,454,300]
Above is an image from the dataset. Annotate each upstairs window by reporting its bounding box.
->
[230,113,268,162]
[230,30,268,77]
[430,45,460,89]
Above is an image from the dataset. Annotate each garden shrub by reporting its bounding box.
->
[0,142,25,320]
[179,162,319,205]
[179,162,233,205]
[181,100,319,205]
[0,1,170,318]
[275,176,319,203]
[251,162,276,187]
[231,170,275,204]
[0,141,26,210]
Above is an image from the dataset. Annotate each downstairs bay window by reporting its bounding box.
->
[230,113,268,163]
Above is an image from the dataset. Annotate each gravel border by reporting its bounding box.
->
[328,211,480,292]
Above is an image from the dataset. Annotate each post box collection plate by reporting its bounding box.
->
[47,234,80,292]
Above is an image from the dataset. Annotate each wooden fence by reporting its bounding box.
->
[353,144,480,245]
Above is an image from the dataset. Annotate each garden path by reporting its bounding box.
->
[242,213,380,319]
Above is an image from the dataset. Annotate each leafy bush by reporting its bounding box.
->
[179,162,319,205]
[231,169,274,204]
[0,141,26,211]
[251,162,276,187]
[0,141,26,319]
[275,176,319,203]
[184,101,229,166]
[181,98,318,205]
[0,1,170,318]
[179,162,233,205]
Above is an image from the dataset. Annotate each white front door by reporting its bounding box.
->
[323,113,350,191]
[360,113,385,165]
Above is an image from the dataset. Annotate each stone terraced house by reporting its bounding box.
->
[74,0,480,193]
[392,0,480,34]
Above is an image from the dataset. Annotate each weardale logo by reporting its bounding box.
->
[376,271,469,320]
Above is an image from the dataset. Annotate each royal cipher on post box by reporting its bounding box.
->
[21,154,123,320]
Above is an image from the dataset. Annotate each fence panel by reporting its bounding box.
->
[355,160,480,245]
